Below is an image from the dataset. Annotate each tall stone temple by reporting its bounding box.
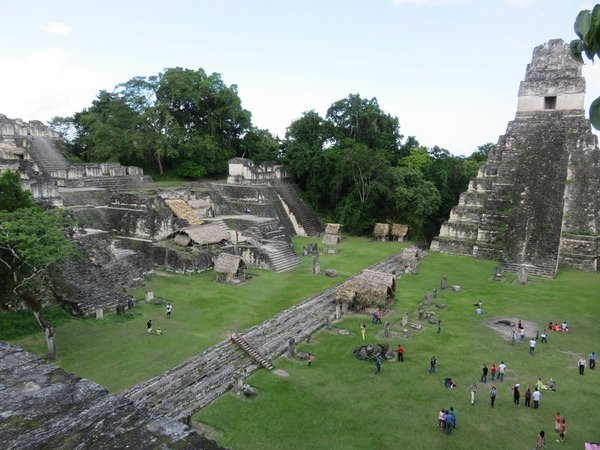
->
[431,39,600,277]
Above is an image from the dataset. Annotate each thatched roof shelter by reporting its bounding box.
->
[391,224,409,241]
[214,253,246,283]
[325,223,342,235]
[373,223,390,239]
[336,269,396,310]
[172,224,230,246]
[214,253,245,274]
[164,199,204,225]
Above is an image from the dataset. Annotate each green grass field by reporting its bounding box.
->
[195,252,600,450]
[7,236,404,392]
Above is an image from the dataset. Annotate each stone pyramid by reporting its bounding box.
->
[431,39,600,277]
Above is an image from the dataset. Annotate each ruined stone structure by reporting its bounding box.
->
[227,157,290,184]
[432,39,600,276]
[0,342,222,449]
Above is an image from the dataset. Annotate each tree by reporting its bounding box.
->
[0,178,76,359]
[239,127,281,164]
[0,170,34,211]
[470,142,496,163]
[571,5,600,129]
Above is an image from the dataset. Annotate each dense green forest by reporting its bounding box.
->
[51,67,493,241]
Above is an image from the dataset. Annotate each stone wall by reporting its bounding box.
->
[227,157,290,184]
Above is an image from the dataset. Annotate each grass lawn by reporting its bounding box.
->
[7,236,404,392]
[195,252,600,450]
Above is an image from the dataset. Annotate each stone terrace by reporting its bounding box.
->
[124,250,414,421]
[0,342,223,450]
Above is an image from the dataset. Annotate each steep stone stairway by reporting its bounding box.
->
[28,136,69,174]
[263,241,301,272]
[123,251,406,420]
[230,334,273,369]
[272,180,322,237]
[500,261,557,278]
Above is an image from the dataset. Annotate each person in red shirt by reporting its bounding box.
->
[306,353,313,367]
[555,412,562,434]
[557,419,566,442]
[490,363,497,381]
[397,345,404,362]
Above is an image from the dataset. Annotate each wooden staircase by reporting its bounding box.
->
[230,333,273,370]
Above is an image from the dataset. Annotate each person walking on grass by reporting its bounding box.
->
[375,355,382,374]
[438,409,445,429]
[490,363,497,381]
[147,319,153,335]
[469,382,478,405]
[524,387,532,407]
[449,407,457,429]
[481,364,488,383]
[578,357,586,375]
[166,302,172,318]
[429,356,436,374]
[520,327,526,341]
[360,323,366,341]
[529,338,537,356]
[554,412,562,435]
[589,351,596,370]
[532,388,541,408]
[307,353,313,367]
[489,386,497,408]
[513,384,520,405]
[498,361,506,382]
[535,430,546,449]
[540,331,548,343]
[397,344,404,362]
[444,410,455,434]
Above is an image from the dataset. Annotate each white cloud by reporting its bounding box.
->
[41,21,71,36]
[0,47,119,122]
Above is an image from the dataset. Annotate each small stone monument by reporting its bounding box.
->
[418,308,426,320]
[440,275,448,290]
[334,304,341,320]
[312,254,320,274]
[145,290,154,302]
[325,268,338,277]
[517,266,528,285]
[451,285,462,292]
[383,321,391,338]
[287,337,296,357]
[95,307,104,320]
[402,312,409,327]
[494,266,503,281]
[302,246,308,256]
[127,298,135,310]
[326,315,332,329]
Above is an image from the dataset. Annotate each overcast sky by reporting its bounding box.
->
[1,0,598,155]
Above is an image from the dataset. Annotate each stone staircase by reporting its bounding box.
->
[264,241,301,272]
[500,261,557,278]
[28,136,69,174]
[230,333,273,369]
[123,251,405,420]
[272,180,322,236]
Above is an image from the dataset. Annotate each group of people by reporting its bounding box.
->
[548,321,569,333]
[145,302,173,336]
[480,361,507,382]
[437,407,457,433]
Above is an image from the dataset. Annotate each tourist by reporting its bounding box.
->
[147,319,153,335]
[511,328,517,346]
[535,430,546,449]
[444,410,455,434]
[554,412,562,435]
[489,386,497,407]
[498,361,506,382]
[540,331,548,343]
[513,384,520,405]
[548,321,553,330]
[481,364,488,383]
[490,363,497,381]
[546,378,557,391]
[360,323,367,341]
[518,320,523,330]
[520,328,526,341]
[307,353,313,367]
[529,338,537,356]
[375,355,382,374]
[397,344,404,362]
[469,382,478,405]
[374,310,383,324]
[524,387,532,407]
[166,302,172,318]
[475,306,482,315]
[535,330,539,340]
[155,327,165,336]
[561,321,568,331]
[429,356,436,374]
[589,351,596,370]
[438,409,446,429]
[532,388,541,408]
[535,378,544,391]
[557,419,566,442]
[449,406,457,428]
[437,320,441,333]
[578,357,586,375]
[444,377,456,389]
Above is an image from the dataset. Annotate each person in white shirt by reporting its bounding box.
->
[578,357,586,375]
[498,361,507,382]
[529,338,537,356]
[532,388,541,408]
[166,302,173,318]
